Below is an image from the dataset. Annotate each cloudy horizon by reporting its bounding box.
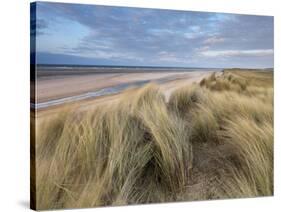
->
[31,2,274,68]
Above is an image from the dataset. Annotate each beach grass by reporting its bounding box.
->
[32,69,273,209]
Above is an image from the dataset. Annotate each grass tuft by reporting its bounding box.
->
[33,70,273,209]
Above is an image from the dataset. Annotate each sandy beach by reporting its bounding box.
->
[36,71,212,102]
[32,71,212,117]
[33,70,214,118]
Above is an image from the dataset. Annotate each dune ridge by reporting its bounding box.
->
[32,70,273,210]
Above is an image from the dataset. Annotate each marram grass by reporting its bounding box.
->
[33,70,273,209]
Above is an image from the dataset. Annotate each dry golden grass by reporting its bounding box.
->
[32,69,273,210]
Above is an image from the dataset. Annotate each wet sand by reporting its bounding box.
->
[34,71,214,119]
[36,72,208,103]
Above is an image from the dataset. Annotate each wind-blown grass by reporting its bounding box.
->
[32,70,273,210]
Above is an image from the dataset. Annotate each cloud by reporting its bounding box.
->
[30,18,48,36]
[203,36,225,45]
[34,2,274,68]
[201,49,273,57]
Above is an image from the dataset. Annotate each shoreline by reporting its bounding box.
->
[33,71,214,118]
[33,71,214,111]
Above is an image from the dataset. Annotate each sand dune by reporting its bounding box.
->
[32,70,273,209]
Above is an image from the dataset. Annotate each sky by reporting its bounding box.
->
[31,2,274,68]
